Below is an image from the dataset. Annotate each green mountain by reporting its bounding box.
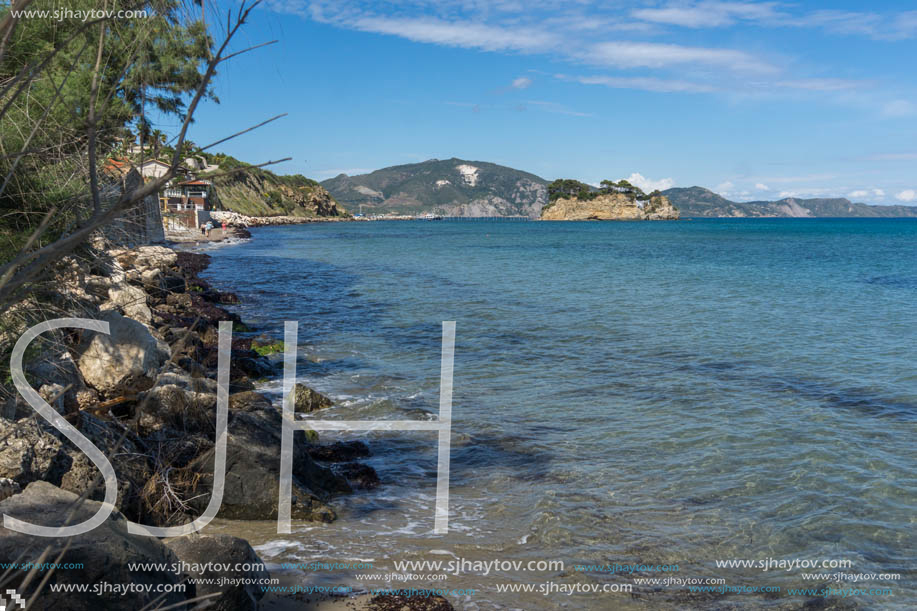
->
[320,158,548,217]
[663,186,917,218]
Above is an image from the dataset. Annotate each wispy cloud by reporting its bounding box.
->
[797,10,917,41]
[350,16,560,53]
[629,3,917,41]
[631,2,782,28]
[523,100,593,117]
[896,189,916,202]
[774,78,865,91]
[570,74,715,93]
[270,0,909,111]
[583,41,777,73]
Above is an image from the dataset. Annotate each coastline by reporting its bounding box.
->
[0,230,452,610]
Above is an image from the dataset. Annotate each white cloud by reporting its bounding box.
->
[584,41,776,73]
[631,2,782,28]
[755,183,769,190]
[715,181,734,195]
[511,76,532,89]
[882,100,916,117]
[629,4,917,41]
[776,187,838,198]
[573,75,715,93]
[625,172,674,192]
[848,190,869,198]
[775,78,863,91]
[523,100,593,117]
[351,16,560,53]
[895,189,916,202]
[874,188,885,197]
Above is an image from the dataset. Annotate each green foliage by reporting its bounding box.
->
[0,0,212,263]
[547,179,594,202]
[252,340,284,357]
[547,178,648,203]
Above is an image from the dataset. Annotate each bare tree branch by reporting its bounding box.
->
[199,112,287,152]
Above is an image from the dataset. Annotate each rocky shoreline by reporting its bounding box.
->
[210,210,352,227]
[0,240,450,610]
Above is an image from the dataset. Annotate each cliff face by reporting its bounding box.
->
[210,167,347,218]
[540,193,679,221]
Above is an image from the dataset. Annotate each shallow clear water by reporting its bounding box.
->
[203,219,917,610]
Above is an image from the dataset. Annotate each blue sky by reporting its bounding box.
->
[180,1,917,204]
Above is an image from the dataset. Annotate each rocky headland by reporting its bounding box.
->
[0,241,449,610]
[541,191,679,220]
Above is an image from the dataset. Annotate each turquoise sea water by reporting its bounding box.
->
[204,219,916,609]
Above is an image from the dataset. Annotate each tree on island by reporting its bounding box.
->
[547,177,649,203]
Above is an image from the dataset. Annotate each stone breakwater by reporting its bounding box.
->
[210,210,350,227]
[0,242,450,611]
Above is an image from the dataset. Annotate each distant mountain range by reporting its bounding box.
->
[321,158,547,218]
[322,159,917,219]
[662,186,917,218]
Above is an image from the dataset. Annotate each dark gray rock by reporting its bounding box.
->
[188,407,349,522]
[308,440,371,462]
[337,462,381,489]
[0,481,186,611]
[165,533,268,611]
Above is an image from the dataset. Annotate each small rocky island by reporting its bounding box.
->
[540,178,680,221]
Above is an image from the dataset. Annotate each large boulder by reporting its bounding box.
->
[77,310,169,397]
[0,481,186,610]
[111,245,178,276]
[165,533,268,611]
[103,282,152,324]
[293,383,333,413]
[188,405,349,522]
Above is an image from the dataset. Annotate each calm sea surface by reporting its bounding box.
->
[202,219,917,610]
